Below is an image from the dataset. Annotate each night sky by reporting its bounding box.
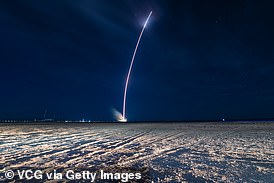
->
[1,0,274,121]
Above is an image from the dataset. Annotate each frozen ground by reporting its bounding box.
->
[0,122,273,182]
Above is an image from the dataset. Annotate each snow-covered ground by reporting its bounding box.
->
[0,122,273,182]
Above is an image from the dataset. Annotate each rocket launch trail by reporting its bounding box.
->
[121,11,152,122]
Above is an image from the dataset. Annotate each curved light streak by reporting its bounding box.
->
[122,11,152,121]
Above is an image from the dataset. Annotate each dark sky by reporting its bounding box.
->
[1,0,274,121]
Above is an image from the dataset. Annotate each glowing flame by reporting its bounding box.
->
[112,109,127,122]
[144,11,152,28]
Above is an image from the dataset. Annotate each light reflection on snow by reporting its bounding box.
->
[0,123,273,182]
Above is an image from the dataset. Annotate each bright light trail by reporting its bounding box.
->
[121,11,152,122]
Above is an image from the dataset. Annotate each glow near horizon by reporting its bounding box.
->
[122,11,152,121]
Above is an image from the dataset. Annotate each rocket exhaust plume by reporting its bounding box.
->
[118,11,152,122]
[112,108,126,122]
